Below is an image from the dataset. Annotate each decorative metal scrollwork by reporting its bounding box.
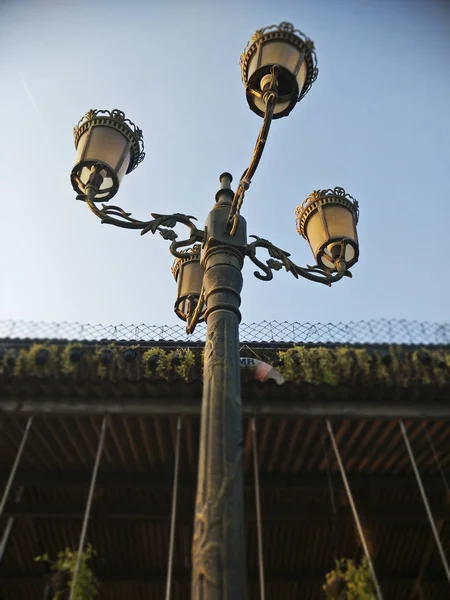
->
[301,187,359,221]
[246,235,352,286]
[81,194,204,259]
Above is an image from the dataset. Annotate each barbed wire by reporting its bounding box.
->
[0,319,449,345]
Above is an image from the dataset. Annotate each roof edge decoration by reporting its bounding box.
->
[1,341,449,389]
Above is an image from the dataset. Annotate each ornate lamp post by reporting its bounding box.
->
[71,22,360,600]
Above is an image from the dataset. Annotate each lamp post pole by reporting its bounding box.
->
[192,174,247,599]
[71,21,361,600]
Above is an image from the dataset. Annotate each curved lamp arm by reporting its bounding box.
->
[246,235,352,286]
[226,66,279,235]
[80,182,204,259]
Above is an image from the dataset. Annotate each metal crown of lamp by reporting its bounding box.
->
[71,21,360,600]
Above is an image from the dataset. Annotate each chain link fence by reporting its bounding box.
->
[0,319,449,345]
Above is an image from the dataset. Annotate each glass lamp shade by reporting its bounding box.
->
[240,22,318,119]
[172,245,205,323]
[296,188,359,271]
[71,109,144,202]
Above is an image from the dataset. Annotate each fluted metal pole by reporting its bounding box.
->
[191,173,247,600]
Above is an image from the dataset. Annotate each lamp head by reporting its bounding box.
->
[240,22,318,119]
[172,244,205,323]
[71,109,144,202]
[296,187,359,272]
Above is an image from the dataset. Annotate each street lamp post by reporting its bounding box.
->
[70,22,360,600]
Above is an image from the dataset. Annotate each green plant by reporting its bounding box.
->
[173,348,196,381]
[277,345,450,388]
[324,557,376,599]
[7,342,449,387]
[142,347,174,380]
[60,344,85,375]
[35,545,97,600]
[0,348,18,375]
[93,344,120,379]
[14,343,60,378]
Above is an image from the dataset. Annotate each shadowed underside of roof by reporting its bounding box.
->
[0,413,449,599]
[0,339,449,599]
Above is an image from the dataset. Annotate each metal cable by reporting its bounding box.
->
[69,415,108,600]
[165,416,182,600]
[326,419,383,600]
[0,416,33,519]
[0,486,24,562]
[252,418,266,600]
[321,425,338,562]
[400,420,450,584]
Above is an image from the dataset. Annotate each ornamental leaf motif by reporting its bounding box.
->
[268,244,291,261]
[159,228,177,241]
[247,233,352,286]
[151,213,197,227]
[267,259,283,271]
[85,109,97,122]
[140,213,196,237]
[140,219,164,236]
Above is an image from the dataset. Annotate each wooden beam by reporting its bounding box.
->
[0,566,448,585]
[0,470,447,493]
[1,501,449,524]
[1,395,450,418]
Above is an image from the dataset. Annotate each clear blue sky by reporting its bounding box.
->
[0,0,449,327]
